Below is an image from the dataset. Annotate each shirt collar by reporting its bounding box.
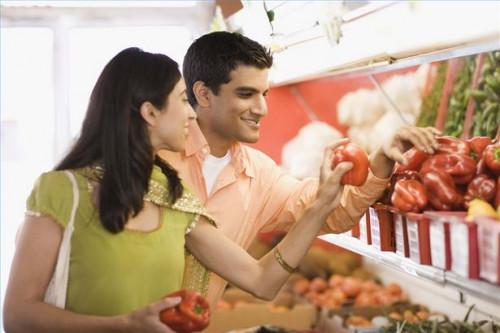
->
[185,121,255,178]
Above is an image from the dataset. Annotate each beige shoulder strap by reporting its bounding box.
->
[44,170,79,308]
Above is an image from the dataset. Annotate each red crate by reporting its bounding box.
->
[405,213,431,265]
[425,211,452,271]
[351,223,360,238]
[368,204,395,252]
[447,213,479,279]
[359,211,371,245]
[476,217,500,285]
[389,208,409,258]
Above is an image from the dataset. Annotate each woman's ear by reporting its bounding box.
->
[139,101,159,127]
[192,81,211,108]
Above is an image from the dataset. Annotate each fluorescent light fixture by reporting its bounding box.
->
[1,1,198,7]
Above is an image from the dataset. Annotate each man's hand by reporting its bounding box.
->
[370,126,441,179]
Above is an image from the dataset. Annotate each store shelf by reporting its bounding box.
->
[319,233,500,305]
[272,37,499,86]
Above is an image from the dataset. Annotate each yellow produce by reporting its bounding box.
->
[467,199,498,221]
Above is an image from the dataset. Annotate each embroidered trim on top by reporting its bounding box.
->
[185,214,199,235]
[78,166,216,227]
[25,210,42,217]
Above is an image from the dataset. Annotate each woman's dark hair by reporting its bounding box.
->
[183,31,273,107]
[56,47,183,233]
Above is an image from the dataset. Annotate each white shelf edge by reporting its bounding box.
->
[271,37,500,87]
[319,233,500,305]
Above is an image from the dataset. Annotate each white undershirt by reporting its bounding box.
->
[202,151,231,195]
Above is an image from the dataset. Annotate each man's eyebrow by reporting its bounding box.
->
[235,86,267,93]
[179,89,186,96]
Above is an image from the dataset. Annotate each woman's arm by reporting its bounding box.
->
[186,159,352,301]
[3,215,179,333]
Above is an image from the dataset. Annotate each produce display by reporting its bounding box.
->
[380,306,500,333]
[389,136,498,213]
[337,66,427,153]
[292,275,408,310]
[417,62,448,128]
[471,52,500,139]
[160,290,211,333]
[444,57,475,137]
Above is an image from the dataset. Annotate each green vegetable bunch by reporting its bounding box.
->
[380,306,500,333]
[417,62,448,128]
[471,51,500,138]
[444,56,475,137]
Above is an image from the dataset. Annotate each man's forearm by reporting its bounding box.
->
[323,171,389,233]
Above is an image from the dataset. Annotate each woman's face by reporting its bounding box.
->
[151,78,196,153]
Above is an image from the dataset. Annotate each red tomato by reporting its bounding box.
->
[331,143,369,186]
[309,277,328,293]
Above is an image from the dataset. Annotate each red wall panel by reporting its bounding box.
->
[251,68,418,164]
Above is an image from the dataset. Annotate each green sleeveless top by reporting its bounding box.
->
[26,165,215,316]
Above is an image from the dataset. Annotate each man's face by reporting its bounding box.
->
[206,65,269,144]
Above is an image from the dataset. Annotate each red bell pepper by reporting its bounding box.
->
[496,177,500,208]
[160,290,210,333]
[483,144,500,175]
[436,136,470,155]
[467,136,492,160]
[393,148,430,173]
[391,179,428,213]
[422,170,463,211]
[420,153,477,185]
[464,174,497,207]
[382,170,420,205]
[331,143,369,186]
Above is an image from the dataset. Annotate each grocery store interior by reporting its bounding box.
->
[1,1,499,332]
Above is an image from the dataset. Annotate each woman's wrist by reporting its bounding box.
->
[111,314,132,333]
[305,199,332,222]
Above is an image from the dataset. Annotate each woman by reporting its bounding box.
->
[3,48,351,333]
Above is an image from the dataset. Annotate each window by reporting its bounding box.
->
[1,27,54,308]
[69,26,192,138]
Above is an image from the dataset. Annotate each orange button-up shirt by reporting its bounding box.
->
[159,122,388,306]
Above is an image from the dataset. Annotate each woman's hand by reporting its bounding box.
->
[316,142,353,213]
[124,297,181,333]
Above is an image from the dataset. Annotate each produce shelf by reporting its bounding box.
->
[319,233,500,305]
[272,38,499,86]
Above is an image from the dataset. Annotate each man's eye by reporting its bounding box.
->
[238,93,252,98]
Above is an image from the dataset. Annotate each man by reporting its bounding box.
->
[160,31,438,306]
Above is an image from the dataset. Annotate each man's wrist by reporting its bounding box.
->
[369,147,395,179]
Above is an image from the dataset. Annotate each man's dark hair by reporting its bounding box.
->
[183,31,273,107]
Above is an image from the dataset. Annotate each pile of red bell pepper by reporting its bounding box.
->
[389,136,499,213]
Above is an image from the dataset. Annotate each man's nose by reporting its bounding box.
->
[252,96,268,116]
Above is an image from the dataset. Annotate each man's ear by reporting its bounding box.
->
[139,101,158,127]
[192,81,211,108]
